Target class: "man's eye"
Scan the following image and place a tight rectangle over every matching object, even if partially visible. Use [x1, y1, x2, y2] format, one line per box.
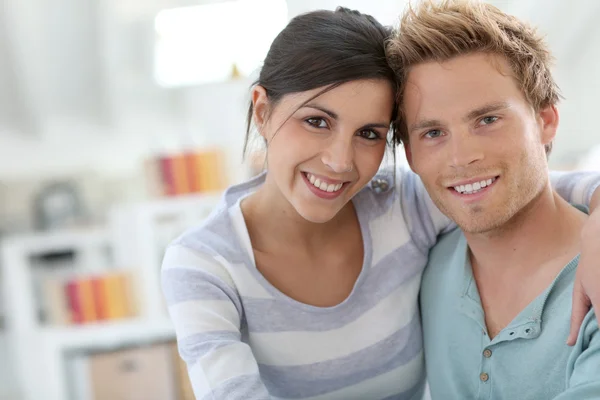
[424, 129, 443, 139]
[480, 116, 499, 125]
[306, 118, 328, 128]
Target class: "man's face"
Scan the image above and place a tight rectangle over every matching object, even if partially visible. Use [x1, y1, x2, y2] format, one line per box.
[402, 53, 558, 234]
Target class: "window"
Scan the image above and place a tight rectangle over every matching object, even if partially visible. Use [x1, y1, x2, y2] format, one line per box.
[154, 0, 288, 87]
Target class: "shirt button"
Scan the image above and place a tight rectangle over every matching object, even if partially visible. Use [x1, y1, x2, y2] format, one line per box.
[483, 349, 492, 358]
[480, 373, 489, 382]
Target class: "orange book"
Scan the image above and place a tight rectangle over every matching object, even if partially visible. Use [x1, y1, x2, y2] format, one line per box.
[91, 276, 108, 321]
[185, 151, 202, 193]
[171, 153, 191, 195]
[78, 278, 97, 323]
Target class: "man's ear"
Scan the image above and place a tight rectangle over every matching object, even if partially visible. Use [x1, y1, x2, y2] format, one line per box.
[538, 104, 559, 147]
[403, 141, 415, 171]
[251, 86, 270, 139]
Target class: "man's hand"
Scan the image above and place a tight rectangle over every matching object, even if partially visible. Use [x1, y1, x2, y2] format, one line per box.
[568, 188, 600, 345]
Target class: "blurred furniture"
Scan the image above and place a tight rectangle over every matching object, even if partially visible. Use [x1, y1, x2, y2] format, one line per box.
[66, 340, 194, 400]
[33, 181, 86, 230]
[0, 192, 220, 400]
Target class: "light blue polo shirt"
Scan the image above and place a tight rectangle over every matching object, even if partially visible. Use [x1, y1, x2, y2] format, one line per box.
[420, 228, 600, 400]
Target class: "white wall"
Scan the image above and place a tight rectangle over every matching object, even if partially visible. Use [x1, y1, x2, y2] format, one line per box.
[0, 0, 598, 183]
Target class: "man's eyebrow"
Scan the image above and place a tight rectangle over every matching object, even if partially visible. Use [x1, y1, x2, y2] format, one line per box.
[408, 101, 511, 133]
[409, 118, 443, 133]
[463, 101, 511, 122]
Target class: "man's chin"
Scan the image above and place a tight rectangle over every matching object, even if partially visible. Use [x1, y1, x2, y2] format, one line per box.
[455, 216, 506, 235]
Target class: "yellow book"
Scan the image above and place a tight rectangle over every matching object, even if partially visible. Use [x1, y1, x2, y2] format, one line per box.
[121, 272, 139, 317]
[102, 273, 127, 320]
[197, 150, 226, 192]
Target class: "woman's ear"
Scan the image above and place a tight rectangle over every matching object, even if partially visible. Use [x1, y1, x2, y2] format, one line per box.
[251, 86, 270, 139]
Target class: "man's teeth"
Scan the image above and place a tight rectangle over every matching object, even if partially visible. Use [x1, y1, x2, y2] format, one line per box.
[454, 178, 496, 194]
[307, 173, 344, 192]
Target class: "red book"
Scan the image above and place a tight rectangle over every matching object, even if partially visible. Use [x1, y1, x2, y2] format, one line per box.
[65, 280, 83, 324]
[159, 155, 177, 196]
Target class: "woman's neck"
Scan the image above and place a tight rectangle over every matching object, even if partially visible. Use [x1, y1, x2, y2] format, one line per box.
[240, 180, 356, 255]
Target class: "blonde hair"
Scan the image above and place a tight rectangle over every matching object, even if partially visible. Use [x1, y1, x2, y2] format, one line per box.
[387, 0, 560, 153]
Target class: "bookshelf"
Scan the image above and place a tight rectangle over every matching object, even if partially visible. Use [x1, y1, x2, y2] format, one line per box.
[0, 191, 221, 400]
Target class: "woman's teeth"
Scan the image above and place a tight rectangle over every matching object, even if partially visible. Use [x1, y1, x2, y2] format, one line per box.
[454, 177, 496, 195]
[306, 173, 344, 193]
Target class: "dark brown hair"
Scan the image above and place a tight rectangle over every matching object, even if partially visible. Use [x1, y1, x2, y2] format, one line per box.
[244, 7, 398, 155]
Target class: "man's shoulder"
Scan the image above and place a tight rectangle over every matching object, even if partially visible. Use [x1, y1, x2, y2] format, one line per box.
[421, 228, 466, 293]
[428, 228, 466, 264]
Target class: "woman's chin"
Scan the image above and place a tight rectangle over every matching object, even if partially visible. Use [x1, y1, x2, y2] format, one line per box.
[295, 204, 343, 224]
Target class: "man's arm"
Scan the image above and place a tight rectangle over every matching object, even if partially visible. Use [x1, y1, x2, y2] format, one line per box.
[552, 311, 600, 399]
[591, 188, 600, 211]
[568, 186, 600, 345]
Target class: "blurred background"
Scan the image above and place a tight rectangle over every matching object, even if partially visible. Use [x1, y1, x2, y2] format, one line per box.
[0, 0, 598, 399]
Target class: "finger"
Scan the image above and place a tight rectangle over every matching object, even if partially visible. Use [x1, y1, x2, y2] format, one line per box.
[568, 281, 590, 346]
[587, 286, 600, 331]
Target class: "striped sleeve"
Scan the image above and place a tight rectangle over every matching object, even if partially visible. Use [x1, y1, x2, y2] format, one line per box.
[161, 244, 271, 400]
[397, 166, 455, 253]
[549, 170, 600, 206]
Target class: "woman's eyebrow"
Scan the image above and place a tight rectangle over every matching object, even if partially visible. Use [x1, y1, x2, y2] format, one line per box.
[302, 103, 338, 119]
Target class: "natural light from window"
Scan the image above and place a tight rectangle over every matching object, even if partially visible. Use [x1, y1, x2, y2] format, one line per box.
[154, 0, 288, 87]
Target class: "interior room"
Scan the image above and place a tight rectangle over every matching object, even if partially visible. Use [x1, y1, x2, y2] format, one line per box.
[1, 0, 599, 399]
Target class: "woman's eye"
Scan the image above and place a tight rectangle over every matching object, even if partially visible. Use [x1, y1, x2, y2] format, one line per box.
[480, 116, 499, 125]
[424, 129, 443, 139]
[306, 118, 328, 128]
[359, 130, 380, 140]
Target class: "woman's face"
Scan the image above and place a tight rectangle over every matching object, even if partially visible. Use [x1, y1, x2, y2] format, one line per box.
[253, 79, 394, 223]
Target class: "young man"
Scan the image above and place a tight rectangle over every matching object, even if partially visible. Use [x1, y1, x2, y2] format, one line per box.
[387, 1, 600, 398]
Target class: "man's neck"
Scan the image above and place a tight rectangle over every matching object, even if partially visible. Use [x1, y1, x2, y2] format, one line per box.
[465, 182, 587, 338]
[465, 183, 586, 274]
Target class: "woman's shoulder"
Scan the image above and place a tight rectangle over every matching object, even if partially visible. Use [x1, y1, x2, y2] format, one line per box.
[168, 174, 264, 263]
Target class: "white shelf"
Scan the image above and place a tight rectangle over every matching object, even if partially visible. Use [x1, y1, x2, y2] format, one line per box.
[128, 192, 222, 215]
[2, 227, 108, 254]
[41, 317, 175, 351]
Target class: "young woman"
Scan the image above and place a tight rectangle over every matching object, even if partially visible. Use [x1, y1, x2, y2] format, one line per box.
[161, 8, 600, 400]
